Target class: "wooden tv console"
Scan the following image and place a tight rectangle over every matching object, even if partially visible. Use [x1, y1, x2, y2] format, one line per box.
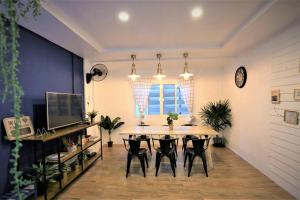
[23, 122, 103, 200]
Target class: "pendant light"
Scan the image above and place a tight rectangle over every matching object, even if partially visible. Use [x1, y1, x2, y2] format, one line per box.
[180, 52, 193, 80]
[128, 54, 140, 81]
[153, 53, 166, 80]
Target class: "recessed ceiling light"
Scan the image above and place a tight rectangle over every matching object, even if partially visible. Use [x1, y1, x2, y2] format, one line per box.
[191, 7, 203, 19]
[118, 11, 129, 22]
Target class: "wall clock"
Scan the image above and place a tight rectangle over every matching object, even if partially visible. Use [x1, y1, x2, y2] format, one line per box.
[235, 66, 247, 88]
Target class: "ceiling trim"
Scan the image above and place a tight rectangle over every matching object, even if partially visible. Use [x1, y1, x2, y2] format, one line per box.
[101, 44, 222, 54]
[40, 0, 279, 55]
[94, 55, 235, 63]
[220, 0, 278, 47]
[41, 1, 103, 54]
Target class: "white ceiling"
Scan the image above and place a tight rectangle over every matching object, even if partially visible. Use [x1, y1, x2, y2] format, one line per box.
[19, 0, 300, 67]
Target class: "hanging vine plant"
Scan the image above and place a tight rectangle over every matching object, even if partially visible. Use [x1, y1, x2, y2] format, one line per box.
[0, 0, 41, 199]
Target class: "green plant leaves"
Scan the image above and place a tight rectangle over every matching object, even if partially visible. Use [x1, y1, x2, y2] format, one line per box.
[100, 115, 125, 134]
[199, 99, 232, 132]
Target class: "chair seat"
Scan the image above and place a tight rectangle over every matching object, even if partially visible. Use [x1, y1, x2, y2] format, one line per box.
[129, 148, 147, 155]
[137, 135, 150, 140]
[156, 147, 176, 154]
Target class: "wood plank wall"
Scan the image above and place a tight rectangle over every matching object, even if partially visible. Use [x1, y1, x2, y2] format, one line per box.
[270, 26, 300, 197]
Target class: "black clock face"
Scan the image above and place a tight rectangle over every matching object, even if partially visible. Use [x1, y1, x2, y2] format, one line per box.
[235, 66, 247, 88]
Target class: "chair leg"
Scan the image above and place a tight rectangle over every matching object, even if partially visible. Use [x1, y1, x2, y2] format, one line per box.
[144, 153, 149, 168]
[146, 139, 152, 155]
[184, 152, 188, 168]
[155, 155, 162, 176]
[126, 154, 132, 178]
[174, 144, 178, 157]
[201, 152, 208, 177]
[172, 153, 177, 168]
[188, 155, 195, 177]
[138, 155, 146, 178]
[169, 155, 176, 177]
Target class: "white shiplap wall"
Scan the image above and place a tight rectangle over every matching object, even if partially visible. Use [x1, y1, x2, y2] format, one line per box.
[270, 26, 300, 198]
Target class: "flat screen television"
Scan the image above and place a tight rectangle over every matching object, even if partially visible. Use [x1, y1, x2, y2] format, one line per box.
[46, 92, 83, 130]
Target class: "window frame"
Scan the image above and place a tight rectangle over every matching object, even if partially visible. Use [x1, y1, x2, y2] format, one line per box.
[135, 80, 190, 117]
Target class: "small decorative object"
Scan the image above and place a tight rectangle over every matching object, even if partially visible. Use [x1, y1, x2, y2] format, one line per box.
[235, 66, 247, 88]
[139, 113, 145, 125]
[284, 110, 299, 125]
[200, 100, 232, 147]
[271, 89, 280, 104]
[62, 138, 77, 152]
[87, 110, 98, 124]
[167, 112, 178, 131]
[294, 89, 300, 101]
[3, 116, 35, 141]
[100, 115, 125, 147]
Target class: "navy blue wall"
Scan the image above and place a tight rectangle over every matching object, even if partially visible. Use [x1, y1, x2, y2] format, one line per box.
[0, 26, 84, 195]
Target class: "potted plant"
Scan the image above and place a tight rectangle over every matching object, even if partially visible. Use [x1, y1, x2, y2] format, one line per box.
[26, 163, 61, 195]
[199, 99, 232, 147]
[87, 110, 98, 124]
[167, 112, 178, 131]
[100, 115, 124, 147]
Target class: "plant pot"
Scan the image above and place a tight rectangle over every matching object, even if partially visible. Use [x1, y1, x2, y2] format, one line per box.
[36, 181, 48, 195]
[213, 136, 225, 148]
[90, 117, 95, 124]
[168, 123, 173, 131]
[107, 141, 113, 147]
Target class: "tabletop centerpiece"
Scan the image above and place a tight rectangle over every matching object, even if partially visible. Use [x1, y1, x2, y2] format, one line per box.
[167, 112, 178, 131]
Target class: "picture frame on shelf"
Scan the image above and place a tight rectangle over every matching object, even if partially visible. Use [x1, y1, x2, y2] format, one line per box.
[3, 116, 35, 141]
[284, 110, 299, 125]
[294, 89, 300, 101]
[271, 89, 280, 104]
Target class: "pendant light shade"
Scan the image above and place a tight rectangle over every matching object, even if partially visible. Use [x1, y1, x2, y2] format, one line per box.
[180, 52, 193, 80]
[128, 54, 140, 81]
[153, 53, 166, 80]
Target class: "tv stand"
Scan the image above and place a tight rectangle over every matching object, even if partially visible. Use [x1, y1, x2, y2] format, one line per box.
[23, 122, 103, 200]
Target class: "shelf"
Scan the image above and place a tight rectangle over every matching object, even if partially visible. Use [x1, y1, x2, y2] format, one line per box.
[23, 122, 100, 142]
[61, 165, 82, 188]
[60, 138, 101, 163]
[40, 181, 60, 200]
[83, 152, 101, 170]
[31, 122, 102, 200]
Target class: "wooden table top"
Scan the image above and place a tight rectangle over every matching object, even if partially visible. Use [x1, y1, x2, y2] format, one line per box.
[119, 125, 218, 136]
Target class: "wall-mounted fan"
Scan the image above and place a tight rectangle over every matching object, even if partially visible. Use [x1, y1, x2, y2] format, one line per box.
[86, 64, 108, 84]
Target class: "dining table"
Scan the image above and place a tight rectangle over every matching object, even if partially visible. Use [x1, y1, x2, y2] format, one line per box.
[119, 125, 219, 170]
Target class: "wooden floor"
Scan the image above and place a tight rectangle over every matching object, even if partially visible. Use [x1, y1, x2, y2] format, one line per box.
[59, 145, 295, 200]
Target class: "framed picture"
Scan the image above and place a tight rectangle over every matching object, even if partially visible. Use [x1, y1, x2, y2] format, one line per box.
[271, 89, 280, 104]
[284, 110, 299, 125]
[3, 116, 35, 141]
[294, 89, 300, 101]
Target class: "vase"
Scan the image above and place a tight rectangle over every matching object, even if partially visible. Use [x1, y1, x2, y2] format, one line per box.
[90, 117, 94, 124]
[169, 123, 173, 131]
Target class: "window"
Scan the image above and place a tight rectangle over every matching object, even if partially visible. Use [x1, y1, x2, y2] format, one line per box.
[136, 84, 189, 115]
[148, 84, 160, 115]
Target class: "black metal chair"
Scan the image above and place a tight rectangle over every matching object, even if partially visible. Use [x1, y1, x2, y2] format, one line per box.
[129, 124, 152, 155]
[184, 137, 210, 177]
[152, 138, 177, 177]
[181, 124, 198, 154]
[161, 135, 179, 157]
[123, 138, 149, 178]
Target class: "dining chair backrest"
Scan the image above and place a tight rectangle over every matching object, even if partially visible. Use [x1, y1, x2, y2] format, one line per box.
[191, 139, 207, 154]
[159, 138, 176, 154]
[123, 138, 141, 155]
